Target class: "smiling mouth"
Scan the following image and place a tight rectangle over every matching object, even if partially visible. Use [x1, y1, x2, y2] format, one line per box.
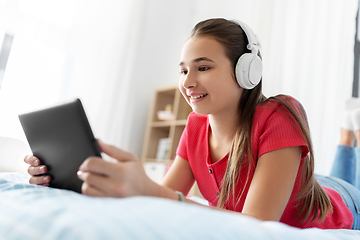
[189, 94, 208, 100]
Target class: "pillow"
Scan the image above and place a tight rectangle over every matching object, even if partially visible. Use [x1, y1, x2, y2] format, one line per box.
[0, 136, 30, 174]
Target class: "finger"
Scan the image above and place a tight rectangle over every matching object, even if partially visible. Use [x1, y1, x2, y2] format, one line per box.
[98, 140, 136, 162]
[24, 155, 41, 166]
[29, 175, 51, 185]
[78, 171, 123, 197]
[28, 165, 48, 176]
[81, 182, 106, 197]
[78, 171, 109, 197]
[79, 157, 118, 176]
[77, 170, 103, 185]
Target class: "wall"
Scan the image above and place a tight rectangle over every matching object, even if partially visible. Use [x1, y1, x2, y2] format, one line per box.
[0, 0, 358, 175]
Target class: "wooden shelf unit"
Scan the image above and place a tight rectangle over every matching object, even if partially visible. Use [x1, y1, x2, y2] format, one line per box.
[141, 86, 192, 163]
[141, 86, 204, 198]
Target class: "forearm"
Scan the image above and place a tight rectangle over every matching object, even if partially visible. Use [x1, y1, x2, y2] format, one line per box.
[154, 182, 200, 205]
[154, 183, 232, 212]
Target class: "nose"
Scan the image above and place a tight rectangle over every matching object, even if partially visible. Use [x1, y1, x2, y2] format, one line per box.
[182, 70, 197, 89]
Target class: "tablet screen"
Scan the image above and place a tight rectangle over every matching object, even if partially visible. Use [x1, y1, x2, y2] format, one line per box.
[19, 99, 101, 193]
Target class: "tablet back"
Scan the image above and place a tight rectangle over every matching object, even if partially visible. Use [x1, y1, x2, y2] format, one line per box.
[19, 99, 101, 193]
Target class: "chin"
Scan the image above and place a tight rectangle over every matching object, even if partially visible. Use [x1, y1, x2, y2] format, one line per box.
[192, 108, 210, 116]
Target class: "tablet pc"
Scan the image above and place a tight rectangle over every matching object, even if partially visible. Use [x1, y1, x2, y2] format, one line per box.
[19, 98, 102, 193]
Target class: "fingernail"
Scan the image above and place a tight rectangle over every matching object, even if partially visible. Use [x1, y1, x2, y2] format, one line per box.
[40, 166, 46, 172]
[34, 160, 40, 166]
[77, 171, 82, 176]
[43, 176, 50, 182]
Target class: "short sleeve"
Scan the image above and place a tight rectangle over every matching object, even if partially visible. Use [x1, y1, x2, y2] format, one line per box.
[176, 123, 188, 161]
[257, 104, 309, 159]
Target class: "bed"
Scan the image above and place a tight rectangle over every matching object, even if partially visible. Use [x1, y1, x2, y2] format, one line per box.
[0, 173, 359, 240]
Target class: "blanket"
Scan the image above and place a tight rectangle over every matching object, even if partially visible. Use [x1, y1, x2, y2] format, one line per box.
[0, 172, 359, 240]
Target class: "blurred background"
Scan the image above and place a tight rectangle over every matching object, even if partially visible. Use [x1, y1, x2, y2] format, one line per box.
[0, 0, 358, 175]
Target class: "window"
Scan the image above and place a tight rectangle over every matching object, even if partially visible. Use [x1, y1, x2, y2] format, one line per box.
[353, 2, 360, 97]
[0, 32, 14, 90]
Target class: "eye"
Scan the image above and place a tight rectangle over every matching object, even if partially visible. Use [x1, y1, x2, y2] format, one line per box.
[180, 69, 188, 75]
[199, 66, 210, 71]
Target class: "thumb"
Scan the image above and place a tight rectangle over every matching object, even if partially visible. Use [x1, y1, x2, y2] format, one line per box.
[98, 139, 137, 162]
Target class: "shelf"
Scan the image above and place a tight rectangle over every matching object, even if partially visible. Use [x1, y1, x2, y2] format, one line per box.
[174, 119, 188, 125]
[151, 121, 172, 127]
[169, 125, 186, 160]
[142, 86, 192, 162]
[151, 119, 188, 127]
[142, 86, 191, 163]
[145, 127, 170, 160]
[141, 85, 203, 199]
[151, 88, 176, 122]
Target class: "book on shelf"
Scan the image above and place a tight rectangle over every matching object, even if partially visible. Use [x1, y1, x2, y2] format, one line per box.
[155, 138, 170, 160]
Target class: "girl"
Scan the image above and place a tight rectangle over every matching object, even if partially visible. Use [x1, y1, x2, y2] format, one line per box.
[25, 18, 359, 229]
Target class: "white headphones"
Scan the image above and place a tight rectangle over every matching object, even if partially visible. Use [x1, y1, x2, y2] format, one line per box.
[231, 20, 262, 89]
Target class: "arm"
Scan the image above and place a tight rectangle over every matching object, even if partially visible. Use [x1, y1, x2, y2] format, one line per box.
[241, 146, 302, 221]
[161, 155, 195, 196]
[77, 141, 199, 204]
[78, 141, 302, 220]
[27, 139, 302, 221]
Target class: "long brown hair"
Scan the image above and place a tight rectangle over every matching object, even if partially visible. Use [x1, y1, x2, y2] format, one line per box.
[190, 18, 332, 222]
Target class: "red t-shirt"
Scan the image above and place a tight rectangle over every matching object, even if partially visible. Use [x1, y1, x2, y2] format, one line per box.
[176, 96, 353, 229]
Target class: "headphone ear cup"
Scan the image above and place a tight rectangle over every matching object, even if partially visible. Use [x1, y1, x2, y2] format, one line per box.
[235, 53, 262, 89]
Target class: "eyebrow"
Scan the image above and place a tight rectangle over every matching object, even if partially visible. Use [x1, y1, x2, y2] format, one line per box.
[179, 57, 214, 66]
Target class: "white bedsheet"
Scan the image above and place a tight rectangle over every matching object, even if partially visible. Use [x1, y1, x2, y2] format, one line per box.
[0, 172, 359, 240]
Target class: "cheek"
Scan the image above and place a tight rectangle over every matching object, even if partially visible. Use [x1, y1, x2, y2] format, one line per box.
[178, 83, 190, 104]
[217, 73, 242, 102]
[230, 87, 243, 107]
[178, 80, 185, 95]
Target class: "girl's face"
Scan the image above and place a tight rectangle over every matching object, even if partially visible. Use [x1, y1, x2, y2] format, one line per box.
[179, 36, 243, 116]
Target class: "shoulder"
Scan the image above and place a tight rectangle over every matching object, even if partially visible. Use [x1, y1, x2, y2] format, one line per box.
[180, 112, 209, 152]
[186, 112, 208, 126]
[256, 95, 300, 111]
[252, 95, 309, 158]
[183, 112, 209, 140]
[253, 95, 306, 141]
[254, 95, 302, 122]
[188, 111, 207, 119]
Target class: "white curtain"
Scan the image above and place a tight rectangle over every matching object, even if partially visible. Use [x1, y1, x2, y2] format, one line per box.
[0, 0, 148, 171]
[0, 0, 358, 175]
[0, 0, 146, 147]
